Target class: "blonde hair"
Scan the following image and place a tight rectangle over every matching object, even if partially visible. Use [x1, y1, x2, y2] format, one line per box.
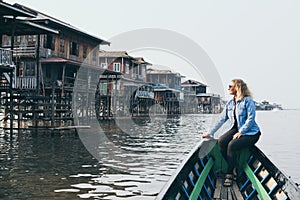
[232, 79, 252, 100]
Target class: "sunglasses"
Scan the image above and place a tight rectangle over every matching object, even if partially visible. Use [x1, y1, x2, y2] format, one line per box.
[228, 85, 233, 89]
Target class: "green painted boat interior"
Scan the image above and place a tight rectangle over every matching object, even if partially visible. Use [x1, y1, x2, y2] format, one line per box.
[160, 141, 299, 200]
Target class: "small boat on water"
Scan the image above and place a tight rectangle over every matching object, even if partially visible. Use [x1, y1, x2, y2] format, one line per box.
[156, 139, 300, 200]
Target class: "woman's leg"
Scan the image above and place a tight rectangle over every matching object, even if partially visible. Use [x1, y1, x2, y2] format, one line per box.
[218, 128, 238, 161]
[226, 132, 261, 174]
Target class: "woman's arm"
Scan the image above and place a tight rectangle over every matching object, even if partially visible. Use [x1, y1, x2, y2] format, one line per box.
[208, 106, 229, 136]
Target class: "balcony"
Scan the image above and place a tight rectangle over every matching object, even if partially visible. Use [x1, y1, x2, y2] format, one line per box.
[0, 48, 13, 66]
[2, 45, 37, 58]
[13, 45, 36, 57]
[15, 77, 37, 89]
[40, 48, 53, 58]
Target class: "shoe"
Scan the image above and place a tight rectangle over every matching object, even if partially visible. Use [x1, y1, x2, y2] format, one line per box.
[223, 174, 233, 187]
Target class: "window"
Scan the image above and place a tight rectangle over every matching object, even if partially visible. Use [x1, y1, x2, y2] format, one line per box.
[3, 35, 11, 46]
[139, 65, 142, 75]
[114, 80, 120, 90]
[125, 63, 129, 74]
[83, 45, 87, 58]
[92, 50, 97, 63]
[18, 62, 25, 77]
[101, 63, 108, 69]
[141, 65, 145, 77]
[27, 35, 36, 44]
[44, 34, 55, 50]
[59, 38, 65, 53]
[16, 36, 21, 43]
[99, 81, 107, 95]
[24, 61, 36, 76]
[113, 63, 120, 72]
[70, 41, 79, 56]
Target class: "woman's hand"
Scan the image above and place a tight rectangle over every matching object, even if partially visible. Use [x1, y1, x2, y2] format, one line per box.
[233, 132, 242, 139]
[201, 133, 211, 139]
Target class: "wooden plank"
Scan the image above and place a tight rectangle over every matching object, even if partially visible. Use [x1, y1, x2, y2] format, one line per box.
[213, 178, 222, 199]
[50, 125, 91, 130]
[227, 187, 233, 200]
[274, 189, 288, 200]
[220, 182, 227, 199]
[189, 157, 214, 200]
[265, 177, 277, 192]
[232, 181, 244, 200]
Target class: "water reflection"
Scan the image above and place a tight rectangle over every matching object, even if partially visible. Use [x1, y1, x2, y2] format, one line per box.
[1, 110, 300, 199]
[0, 132, 99, 199]
[0, 114, 210, 199]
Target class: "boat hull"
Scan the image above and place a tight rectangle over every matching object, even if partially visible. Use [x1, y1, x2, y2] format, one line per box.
[157, 139, 300, 200]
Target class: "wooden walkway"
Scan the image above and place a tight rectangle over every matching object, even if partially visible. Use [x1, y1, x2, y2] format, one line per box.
[213, 179, 244, 200]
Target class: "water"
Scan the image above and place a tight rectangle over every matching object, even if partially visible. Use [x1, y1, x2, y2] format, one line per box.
[0, 110, 299, 199]
[256, 109, 300, 184]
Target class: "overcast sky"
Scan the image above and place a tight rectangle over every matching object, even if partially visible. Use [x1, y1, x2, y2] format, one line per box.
[6, 0, 300, 109]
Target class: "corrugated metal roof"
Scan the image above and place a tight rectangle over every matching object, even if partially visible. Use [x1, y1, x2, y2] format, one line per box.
[0, 17, 59, 35]
[0, 1, 36, 18]
[0, 2, 58, 36]
[99, 51, 152, 66]
[12, 3, 110, 45]
[133, 57, 152, 65]
[40, 57, 85, 66]
[181, 79, 207, 87]
[146, 68, 180, 75]
[99, 51, 133, 58]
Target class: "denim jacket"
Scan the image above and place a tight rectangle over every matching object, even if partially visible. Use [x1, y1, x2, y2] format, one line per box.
[209, 96, 260, 136]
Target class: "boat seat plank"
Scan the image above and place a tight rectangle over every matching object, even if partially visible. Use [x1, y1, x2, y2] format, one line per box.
[265, 177, 277, 193]
[213, 178, 222, 199]
[213, 179, 244, 200]
[274, 189, 288, 200]
[220, 181, 228, 199]
[227, 187, 233, 200]
[232, 181, 244, 200]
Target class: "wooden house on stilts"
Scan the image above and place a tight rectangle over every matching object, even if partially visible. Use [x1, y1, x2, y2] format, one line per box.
[98, 51, 153, 118]
[1, 1, 59, 131]
[1, 2, 115, 131]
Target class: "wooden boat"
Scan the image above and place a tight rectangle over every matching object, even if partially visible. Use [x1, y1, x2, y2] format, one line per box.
[156, 139, 300, 200]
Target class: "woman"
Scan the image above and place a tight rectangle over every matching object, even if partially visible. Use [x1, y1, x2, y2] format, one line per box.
[202, 78, 261, 187]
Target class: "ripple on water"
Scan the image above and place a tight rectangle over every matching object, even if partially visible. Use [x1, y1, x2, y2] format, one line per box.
[54, 189, 81, 193]
[3, 112, 299, 199]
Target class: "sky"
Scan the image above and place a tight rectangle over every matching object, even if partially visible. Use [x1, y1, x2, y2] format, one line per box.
[5, 0, 300, 109]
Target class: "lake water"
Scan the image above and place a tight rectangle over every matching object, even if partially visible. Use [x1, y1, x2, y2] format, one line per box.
[0, 110, 299, 199]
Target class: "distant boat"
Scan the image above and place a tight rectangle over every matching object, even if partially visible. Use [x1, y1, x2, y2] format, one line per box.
[272, 107, 281, 112]
[156, 139, 300, 200]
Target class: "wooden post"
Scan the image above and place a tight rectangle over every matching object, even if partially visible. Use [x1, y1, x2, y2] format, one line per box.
[0, 33, 3, 47]
[9, 17, 16, 135]
[36, 34, 41, 94]
[17, 96, 20, 130]
[51, 68, 55, 128]
[9, 70, 13, 135]
[61, 64, 65, 97]
[10, 18, 15, 52]
[60, 64, 66, 126]
[107, 79, 111, 119]
[86, 69, 90, 122]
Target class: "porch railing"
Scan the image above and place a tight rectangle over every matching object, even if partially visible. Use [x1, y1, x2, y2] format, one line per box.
[13, 46, 36, 57]
[0, 48, 13, 66]
[15, 77, 37, 89]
